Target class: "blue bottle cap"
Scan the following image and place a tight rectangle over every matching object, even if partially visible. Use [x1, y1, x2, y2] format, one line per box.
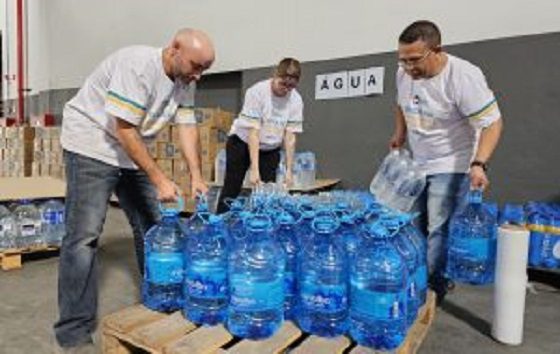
[159, 197, 184, 217]
[469, 189, 483, 204]
[365, 222, 391, 239]
[311, 213, 340, 234]
[246, 214, 272, 231]
[208, 214, 223, 225]
[277, 212, 295, 225]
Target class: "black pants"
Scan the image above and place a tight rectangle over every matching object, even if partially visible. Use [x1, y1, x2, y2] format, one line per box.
[216, 135, 280, 214]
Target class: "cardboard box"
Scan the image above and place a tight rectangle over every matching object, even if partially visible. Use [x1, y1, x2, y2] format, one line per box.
[31, 162, 41, 176]
[176, 176, 192, 198]
[4, 126, 34, 140]
[35, 126, 61, 139]
[156, 126, 172, 142]
[194, 108, 215, 125]
[51, 164, 64, 179]
[201, 162, 213, 182]
[170, 125, 180, 142]
[214, 111, 235, 130]
[156, 158, 173, 177]
[33, 139, 43, 151]
[156, 142, 181, 159]
[0, 176, 66, 201]
[172, 158, 189, 178]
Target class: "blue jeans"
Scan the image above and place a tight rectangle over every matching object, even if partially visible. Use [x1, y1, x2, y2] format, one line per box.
[410, 173, 470, 290]
[54, 150, 159, 347]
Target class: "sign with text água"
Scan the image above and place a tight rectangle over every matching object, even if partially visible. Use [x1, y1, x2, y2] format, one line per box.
[315, 66, 384, 100]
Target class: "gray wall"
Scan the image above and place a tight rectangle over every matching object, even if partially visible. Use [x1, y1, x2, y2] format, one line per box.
[242, 32, 560, 204]
[195, 71, 242, 113]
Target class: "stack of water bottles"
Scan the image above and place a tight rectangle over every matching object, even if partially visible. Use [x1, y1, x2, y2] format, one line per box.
[525, 202, 560, 269]
[0, 199, 65, 251]
[370, 149, 426, 212]
[142, 187, 428, 350]
[214, 149, 317, 189]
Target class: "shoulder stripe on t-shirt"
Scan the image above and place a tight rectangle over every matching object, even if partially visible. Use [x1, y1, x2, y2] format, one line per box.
[468, 98, 498, 120]
[240, 113, 260, 120]
[107, 91, 146, 116]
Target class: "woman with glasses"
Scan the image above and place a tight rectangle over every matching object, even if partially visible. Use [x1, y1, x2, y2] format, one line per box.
[390, 20, 503, 304]
[216, 58, 304, 213]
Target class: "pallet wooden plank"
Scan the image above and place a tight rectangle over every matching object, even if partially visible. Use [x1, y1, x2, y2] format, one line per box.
[228, 321, 302, 354]
[102, 333, 134, 354]
[126, 311, 197, 352]
[292, 335, 351, 354]
[397, 291, 436, 354]
[0, 253, 22, 270]
[0, 246, 59, 271]
[100, 290, 436, 354]
[164, 325, 233, 354]
[103, 305, 166, 334]
[0, 176, 66, 201]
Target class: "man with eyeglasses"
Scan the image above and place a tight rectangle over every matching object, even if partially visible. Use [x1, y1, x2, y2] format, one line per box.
[54, 28, 213, 352]
[390, 21, 503, 303]
[216, 58, 304, 213]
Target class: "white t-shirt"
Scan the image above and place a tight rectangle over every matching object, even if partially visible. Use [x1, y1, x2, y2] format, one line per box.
[61, 46, 196, 168]
[396, 54, 501, 175]
[229, 79, 304, 150]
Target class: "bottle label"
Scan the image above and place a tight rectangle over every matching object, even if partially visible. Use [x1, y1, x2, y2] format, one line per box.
[552, 237, 560, 259]
[542, 235, 560, 260]
[21, 224, 37, 237]
[230, 276, 283, 311]
[452, 237, 494, 260]
[300, 281, 347, 313]
[185, 261, 228, 298]
[351, 288, 406, 320]
[415, 265, 428, 290]
[147, 252, 184, 285]
[0, 223, 11, 235]
[43, 211, 64, 225]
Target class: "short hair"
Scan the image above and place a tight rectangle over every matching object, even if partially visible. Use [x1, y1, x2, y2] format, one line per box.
[399, 20, 441, 48]
[274, 58, 301, 80]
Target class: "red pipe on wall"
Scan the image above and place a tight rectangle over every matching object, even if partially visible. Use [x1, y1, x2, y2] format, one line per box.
[16, 0, 25, 126]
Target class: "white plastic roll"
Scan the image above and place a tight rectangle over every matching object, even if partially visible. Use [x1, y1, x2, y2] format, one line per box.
[492, 225, 530, 345]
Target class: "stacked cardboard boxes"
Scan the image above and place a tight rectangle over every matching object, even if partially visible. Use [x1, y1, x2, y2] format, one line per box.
[151, 108, 234, 199]
[195, 108, 233, 182]
[31, 127, 65, 180]
[0, 127, 35, 177]
[150, 125, 190, 198]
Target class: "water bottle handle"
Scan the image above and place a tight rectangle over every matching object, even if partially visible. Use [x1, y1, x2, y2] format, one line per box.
[468, 188, 483, 203]
[223, 197, 240, 208]
[159, 196, 184, 215]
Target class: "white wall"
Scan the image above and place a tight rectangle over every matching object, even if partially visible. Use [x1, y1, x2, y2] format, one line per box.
[26, 0, 49, 97]
[2, 0, 560, 97]
[1, 0, 17, 105]
[1, 0, 47, 104]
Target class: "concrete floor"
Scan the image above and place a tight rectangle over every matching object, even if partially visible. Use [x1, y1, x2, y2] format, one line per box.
[0, 206, 558, 354]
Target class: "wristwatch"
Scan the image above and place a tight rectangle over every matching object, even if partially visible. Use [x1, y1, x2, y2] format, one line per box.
[470, 160, 488, 172]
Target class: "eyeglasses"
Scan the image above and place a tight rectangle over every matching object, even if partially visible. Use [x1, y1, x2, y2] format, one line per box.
[279, 75, 299, 90]
[398, 50, 432, 68]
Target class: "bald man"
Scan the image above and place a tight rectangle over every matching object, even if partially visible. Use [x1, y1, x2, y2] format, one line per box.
[54, 28, 214, 351]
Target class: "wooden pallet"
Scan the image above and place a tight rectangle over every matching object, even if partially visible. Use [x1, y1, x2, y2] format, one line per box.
[102, 291, 436, 354]
[0, 246, 60, 271]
